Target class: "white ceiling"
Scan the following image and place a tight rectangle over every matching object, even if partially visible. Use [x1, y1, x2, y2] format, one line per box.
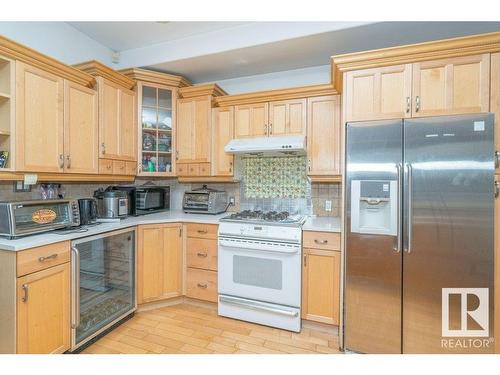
[67, 21, 500, 83]
[68, 21, 253, 51]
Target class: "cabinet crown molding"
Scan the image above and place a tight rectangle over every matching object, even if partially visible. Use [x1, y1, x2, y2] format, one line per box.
[178, 83, 227, 99]
[214, 84, 338, 107]
[331, 31, 500, 92]
[119, 67, 191, 88]
[73, 60, 135, 90]
[0, 34, 95, 88]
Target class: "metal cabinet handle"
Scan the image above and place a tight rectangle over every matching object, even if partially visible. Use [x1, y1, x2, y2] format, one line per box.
[175, 150, 179, 161]
[394, 163, 402, 253]
[21, 284, 28, 303]
[59, 154, 64, 168]
[406, 97, 410, 113]
[269, 123, 273, 135]
[66, 155, 71, 169]
[71, 246, 80, 329]
[495, 151, 500, 169]
[101, 142, 106, 155]
[415, 96, 420, 112]
[197, 283, 208, 289]
[308, 159, 311, 172]
[303, 254, 307, 267]
[406, 163, 413, 254]
[197, 230, 208, 234]
[197, 252, 208, 258]
[38, 253, 58, 262]
[314, 239, 328, 245]
[264, 124, 268, 135]
[495, 181, 500, 198]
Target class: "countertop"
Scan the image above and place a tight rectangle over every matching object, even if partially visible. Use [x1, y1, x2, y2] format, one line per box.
[0, 211, 342, 251]
[0, 211, 227, 251]
[302, 216, 341, 233]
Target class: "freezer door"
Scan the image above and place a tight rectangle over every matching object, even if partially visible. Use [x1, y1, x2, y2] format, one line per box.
[403, 114, 494, 353]
[344, 119, 403, 353]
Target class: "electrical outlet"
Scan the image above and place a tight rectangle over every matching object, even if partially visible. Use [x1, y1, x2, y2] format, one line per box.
[229, 196, 235, 205]
[325, 200, 332, 212]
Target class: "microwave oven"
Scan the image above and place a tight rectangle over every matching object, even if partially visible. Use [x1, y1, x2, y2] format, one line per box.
[109, 185, 170, 216]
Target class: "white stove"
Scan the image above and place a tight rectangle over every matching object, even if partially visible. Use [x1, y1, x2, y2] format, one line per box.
[218, 210, 304, 332]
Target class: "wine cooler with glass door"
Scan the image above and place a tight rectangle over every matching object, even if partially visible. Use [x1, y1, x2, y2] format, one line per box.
[70, 228, 136, 351]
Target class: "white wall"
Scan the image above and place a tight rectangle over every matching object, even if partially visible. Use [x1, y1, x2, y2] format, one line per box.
[210, 65, 331, 94]
[0, 22, 113, 65]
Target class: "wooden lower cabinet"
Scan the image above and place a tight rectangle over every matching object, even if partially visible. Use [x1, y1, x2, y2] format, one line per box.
[186, 268, 218, 303]
[137, 223, 183, 304]
[17, 262, 70, 354]
[302, 241, 341, 325]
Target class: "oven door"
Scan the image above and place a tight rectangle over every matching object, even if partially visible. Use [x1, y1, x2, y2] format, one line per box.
[218, 236, 301, 307]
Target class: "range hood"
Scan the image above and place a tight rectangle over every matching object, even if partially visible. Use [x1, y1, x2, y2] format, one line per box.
[224, 135, 306, 156]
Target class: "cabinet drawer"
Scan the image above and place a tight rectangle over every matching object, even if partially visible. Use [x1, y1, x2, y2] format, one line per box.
[187, 237, 217, 271]
[99, 158, 113, 174]
[125, 161, 136, 176]
[303, 231, 340, 251]
[177, 163, 189, 176]
[113, 160, 126, 175]
[17, 241, 70, 277]
[188, 163, 200, 176]
[186, 223, 218, 240]
[199, 163, 211, 176]
[186, 268, 217, 302]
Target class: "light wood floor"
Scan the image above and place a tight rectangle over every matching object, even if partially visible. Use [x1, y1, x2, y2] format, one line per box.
[81, 301, 341, 354]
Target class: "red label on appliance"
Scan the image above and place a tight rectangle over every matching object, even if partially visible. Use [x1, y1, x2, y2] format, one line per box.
[32, 209, 57, 224]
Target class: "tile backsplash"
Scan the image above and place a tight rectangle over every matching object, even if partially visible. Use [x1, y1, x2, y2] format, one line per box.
[0, 179, 341, 217]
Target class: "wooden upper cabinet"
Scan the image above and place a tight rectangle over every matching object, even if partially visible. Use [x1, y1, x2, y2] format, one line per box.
[15, 62, 64, 172]
[119, 89, 137, 161]
[491, 53, 500, 164]
[269, 99, 306, 136]
[212, 106, 234, 176]
[17, 263, 70, 354]
[137, 223, 182, 304]
[344, 64, 412, 122]
[63, 81, 98, 174]
[176, 96, 211, 164]
[307, 95, 341, 176]
[412, 54, 490, 117]
[99, 79, 120, 158]
[234, 103, 269, 138]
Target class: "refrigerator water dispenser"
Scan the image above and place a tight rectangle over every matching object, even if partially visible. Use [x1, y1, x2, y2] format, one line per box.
[350, 180, 397, 236]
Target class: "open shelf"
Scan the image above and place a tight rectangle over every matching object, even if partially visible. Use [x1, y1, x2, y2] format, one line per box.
[0, 57, 13, 170]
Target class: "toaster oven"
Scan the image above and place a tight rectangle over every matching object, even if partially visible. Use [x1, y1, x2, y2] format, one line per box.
[0, 199, 80, 239]
[183, 185, 227, 214]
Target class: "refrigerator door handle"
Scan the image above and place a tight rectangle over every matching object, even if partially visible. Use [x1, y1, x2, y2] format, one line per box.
[405, 163, 413, 253]
[394, 163, 402, 253]
[71, 245, 80, 329]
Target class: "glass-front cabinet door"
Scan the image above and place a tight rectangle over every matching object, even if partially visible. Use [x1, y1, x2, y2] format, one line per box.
[138, 83, 176, 176]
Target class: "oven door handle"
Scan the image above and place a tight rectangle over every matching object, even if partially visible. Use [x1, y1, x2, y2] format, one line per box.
[71, 245, 80, 329]
[218, 238, 299, 254]
[219, 296, 299, 317]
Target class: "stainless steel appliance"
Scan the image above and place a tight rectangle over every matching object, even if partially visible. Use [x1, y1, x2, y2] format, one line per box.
[183, 185, 227, 214]
[344, 114, 495, 354]
[218, 210, 305, 332]
[70, 228, 136, 351]
[93, 189, 129, 219]
[0, 199, 80, 238]
[78, 198, 98, 226]
[108, 185, 170, 216]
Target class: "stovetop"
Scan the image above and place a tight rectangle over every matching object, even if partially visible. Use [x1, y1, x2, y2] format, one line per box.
[220, 210, 305, 226]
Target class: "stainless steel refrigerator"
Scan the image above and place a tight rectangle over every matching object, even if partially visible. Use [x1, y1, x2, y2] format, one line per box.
[344, 114, 495, 354]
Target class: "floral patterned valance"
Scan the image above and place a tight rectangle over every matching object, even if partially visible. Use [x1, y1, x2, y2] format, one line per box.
[243, 156, 308, 199]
